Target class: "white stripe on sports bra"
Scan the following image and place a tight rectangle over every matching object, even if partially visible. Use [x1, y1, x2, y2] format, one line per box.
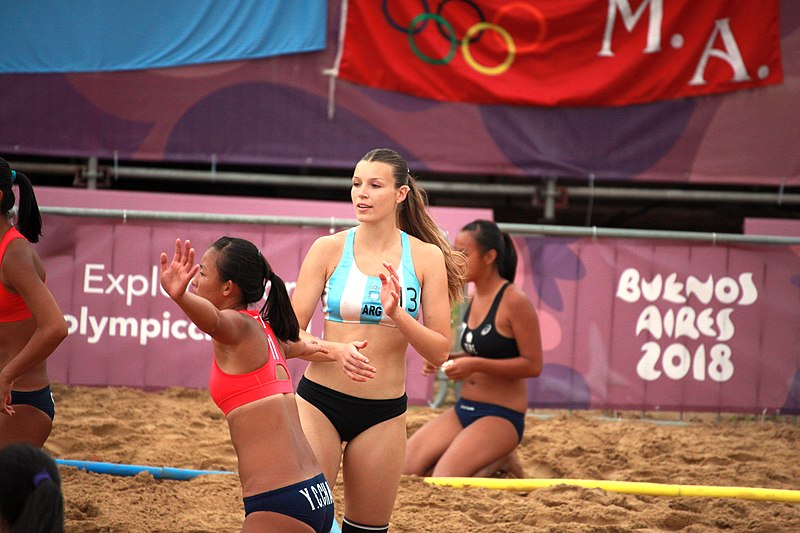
[322, 228, 421, 327]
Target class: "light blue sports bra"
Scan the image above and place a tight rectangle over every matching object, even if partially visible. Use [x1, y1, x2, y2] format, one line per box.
[322, 228, 421, 327]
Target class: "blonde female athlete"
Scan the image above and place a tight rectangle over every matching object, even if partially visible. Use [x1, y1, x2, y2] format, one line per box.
[403, 219, 543, 478]
[291, 148, 467, 533]
[0, 158, 68, 448]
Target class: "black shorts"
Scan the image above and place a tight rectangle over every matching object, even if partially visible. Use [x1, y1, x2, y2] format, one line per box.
[297, 376, 407, 442]
[11, 385, 55, 421]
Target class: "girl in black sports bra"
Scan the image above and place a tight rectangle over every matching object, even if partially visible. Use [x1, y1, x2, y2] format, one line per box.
[404, 219, 543, 478]
[460, 282, 520, 360]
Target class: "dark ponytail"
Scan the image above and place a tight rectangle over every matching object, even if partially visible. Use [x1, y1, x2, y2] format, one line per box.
[462, 219, 518, 283]
[0, 443, 64, 533]
[260, 267, 300, 342]
[210, 236, 300, 342]
[1, 158, 43, 243]
[499, 231, 518, 283]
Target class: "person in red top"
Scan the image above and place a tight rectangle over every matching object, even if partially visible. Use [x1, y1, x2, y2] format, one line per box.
[0, 157, 68, 448]
[160, 236, 335, 533]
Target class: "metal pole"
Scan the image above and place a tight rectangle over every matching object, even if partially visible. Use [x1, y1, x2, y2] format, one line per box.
[12, 160, 800, 205]
[543, 177, 557, 221]
[38, 206, 800, 245]
[40, 206, 359, 230]
[85, 157, 99, 190]
[567, 186, 800, 205]
[496, 222, 800, 245]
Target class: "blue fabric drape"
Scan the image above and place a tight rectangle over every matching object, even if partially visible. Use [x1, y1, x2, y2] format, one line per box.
[0, 0, 327, 73]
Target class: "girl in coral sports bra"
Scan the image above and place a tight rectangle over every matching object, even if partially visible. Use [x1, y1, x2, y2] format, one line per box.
[0, 157, 68, 448]
[160, 236, 335, 533]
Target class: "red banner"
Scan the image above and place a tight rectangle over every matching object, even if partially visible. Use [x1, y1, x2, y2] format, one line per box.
[337, 0, 783, 107]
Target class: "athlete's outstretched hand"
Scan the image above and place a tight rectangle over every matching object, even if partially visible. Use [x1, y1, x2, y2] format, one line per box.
[160, 239, 199, 302]
[283, 338, 330, 359]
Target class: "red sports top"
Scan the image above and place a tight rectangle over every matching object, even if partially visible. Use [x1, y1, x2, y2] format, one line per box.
[209, 310, 294, 415]
[0, 227, 33, 322]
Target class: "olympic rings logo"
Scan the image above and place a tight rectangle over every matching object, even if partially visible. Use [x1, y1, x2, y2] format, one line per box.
[382, 0, 547, 76]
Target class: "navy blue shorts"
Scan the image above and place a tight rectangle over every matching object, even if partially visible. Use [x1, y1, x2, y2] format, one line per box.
[455, 398, 525, 443]
[297, 376, 407, 442]
[11, 385, 55, 421]
[244, 473, 334, 533]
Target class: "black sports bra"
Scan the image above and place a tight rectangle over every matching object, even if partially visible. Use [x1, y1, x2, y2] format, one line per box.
[460, 283, 520, 360]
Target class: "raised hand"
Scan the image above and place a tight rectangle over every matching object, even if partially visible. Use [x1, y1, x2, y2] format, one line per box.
[159, 239, 199, 301]
[286, 338, 330, 359]
[379, 261, 401, 319]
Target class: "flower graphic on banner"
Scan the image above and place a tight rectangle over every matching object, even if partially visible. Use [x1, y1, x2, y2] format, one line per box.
[523, 237, 585, 312]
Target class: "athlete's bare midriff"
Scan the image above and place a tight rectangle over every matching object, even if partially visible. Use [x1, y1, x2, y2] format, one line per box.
[0, 318, 49, 390]
[304, 320, 410, 399]
[460, 371, 529, 413]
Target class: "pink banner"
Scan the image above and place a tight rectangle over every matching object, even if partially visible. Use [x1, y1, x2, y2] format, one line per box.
[33, 188, 800, 412]
[517, 236, 800, 414]
[35, 187, 490, 405]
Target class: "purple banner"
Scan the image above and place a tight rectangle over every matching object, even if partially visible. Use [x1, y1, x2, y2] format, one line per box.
[517, 236, 800, 414]
[33, 188, 800, 412]
[0, 1, 797, 186]
[35, 187, 490, 404]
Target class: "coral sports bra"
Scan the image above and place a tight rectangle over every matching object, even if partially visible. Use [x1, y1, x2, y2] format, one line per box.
[208, 310, 295, 415]
[0, 227, 33, 322]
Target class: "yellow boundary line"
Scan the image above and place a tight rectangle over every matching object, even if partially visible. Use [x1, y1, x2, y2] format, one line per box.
[423, 477, 800, 503]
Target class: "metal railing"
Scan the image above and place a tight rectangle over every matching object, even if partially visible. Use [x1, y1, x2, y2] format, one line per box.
[39, 206, 800, 245]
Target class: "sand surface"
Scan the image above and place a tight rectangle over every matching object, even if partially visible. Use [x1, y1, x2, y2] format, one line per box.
[47, 384, 800, 532]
